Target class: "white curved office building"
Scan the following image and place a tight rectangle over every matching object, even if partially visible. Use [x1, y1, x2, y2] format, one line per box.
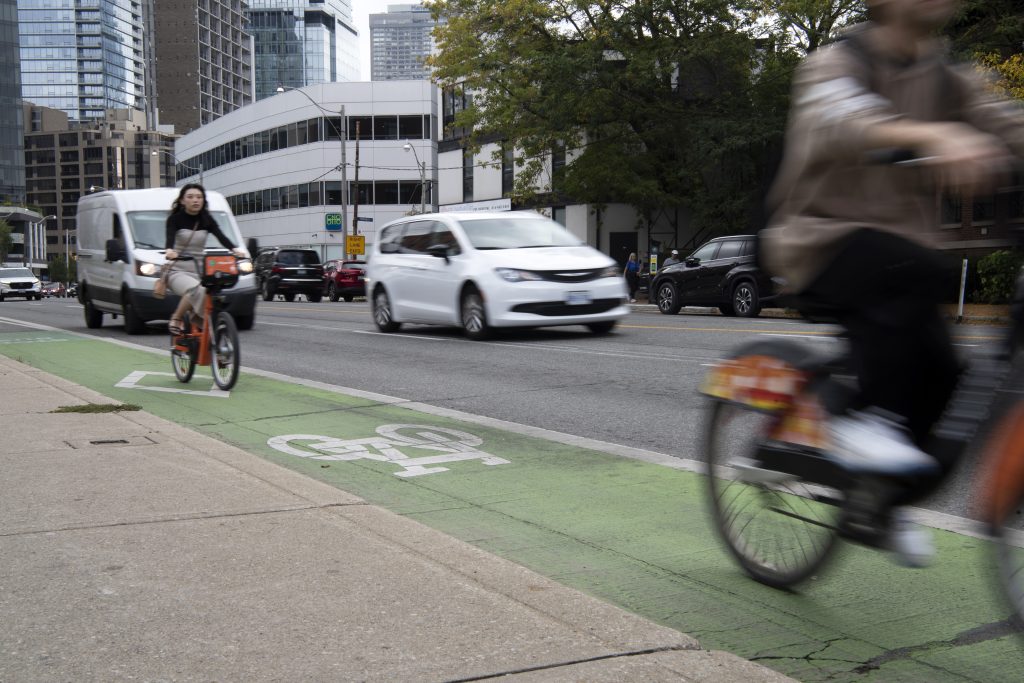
[173, 81, 438, 261]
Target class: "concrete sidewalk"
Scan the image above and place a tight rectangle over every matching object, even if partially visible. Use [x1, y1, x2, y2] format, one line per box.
[0, 357, 792, 682]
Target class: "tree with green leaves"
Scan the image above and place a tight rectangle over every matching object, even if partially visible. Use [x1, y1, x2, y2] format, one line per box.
[427, 0, 812, 235]
[750, 0, 865, 53]
[0, 219, 12, 265]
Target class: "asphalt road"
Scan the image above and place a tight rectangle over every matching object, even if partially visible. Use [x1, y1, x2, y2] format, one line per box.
[0, 295, 1011, 520]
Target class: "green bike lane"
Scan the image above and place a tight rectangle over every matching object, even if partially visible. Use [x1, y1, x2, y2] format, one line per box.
[3, 328, 1021, 682]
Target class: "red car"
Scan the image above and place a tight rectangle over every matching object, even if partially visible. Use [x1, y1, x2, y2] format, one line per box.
[322, 259, 367, 302]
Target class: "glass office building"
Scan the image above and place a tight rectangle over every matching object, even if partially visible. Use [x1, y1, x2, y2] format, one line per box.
[248, 0, 360, 101]
[17, 0, 146, 122]
[0, 0, 25, 204]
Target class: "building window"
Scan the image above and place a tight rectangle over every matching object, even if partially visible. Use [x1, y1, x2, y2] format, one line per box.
[463, 147, 473, 203]
[502, 145, 514, 197]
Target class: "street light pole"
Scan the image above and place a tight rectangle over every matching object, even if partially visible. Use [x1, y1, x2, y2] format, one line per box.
[402, 142, 427, 214]
[277, 86, 348, 260]
[151, 150, 203, 185]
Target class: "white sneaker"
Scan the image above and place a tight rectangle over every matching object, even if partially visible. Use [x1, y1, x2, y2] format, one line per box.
[887, 508, 934, 568]
[827, 411, 939, 476]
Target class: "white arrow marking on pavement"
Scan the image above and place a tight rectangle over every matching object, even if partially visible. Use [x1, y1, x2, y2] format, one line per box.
[115, 370, 231, 397]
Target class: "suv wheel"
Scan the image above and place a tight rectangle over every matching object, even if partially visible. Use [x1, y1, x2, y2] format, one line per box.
[732, 281, 761, 318]
[261, 279, 275, 302]
[655, 281, 682, 315]
[327, 282, 339, 302]
[372, 287, 401, 332]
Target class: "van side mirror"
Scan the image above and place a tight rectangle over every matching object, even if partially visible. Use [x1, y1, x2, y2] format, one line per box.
[105, 238, 127, 263]
[427, 243, 450, 262]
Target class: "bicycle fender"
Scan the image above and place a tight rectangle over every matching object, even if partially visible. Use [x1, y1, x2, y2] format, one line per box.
[975, 403, 1024, 527]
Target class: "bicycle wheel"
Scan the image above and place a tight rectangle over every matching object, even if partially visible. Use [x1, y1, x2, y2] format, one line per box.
[980, 404, 1024, 626]
[705, 397, 843, 588]
[210, 311, 240, 390]
[170, 328, 196, 383]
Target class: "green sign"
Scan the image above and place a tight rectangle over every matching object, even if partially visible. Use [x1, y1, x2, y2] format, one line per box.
[325, 213, 343, 231]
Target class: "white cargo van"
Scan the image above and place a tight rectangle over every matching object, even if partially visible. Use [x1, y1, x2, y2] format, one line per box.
[76, 188, 258, 334]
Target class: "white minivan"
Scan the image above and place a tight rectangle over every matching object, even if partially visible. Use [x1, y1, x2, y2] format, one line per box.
[76, 188, 257, 334]
[366, 211, 629, 339]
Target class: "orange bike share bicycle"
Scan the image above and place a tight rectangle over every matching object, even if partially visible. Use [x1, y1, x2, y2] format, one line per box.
[699, 275, 1024, 621]
[161, 252, 253, 391]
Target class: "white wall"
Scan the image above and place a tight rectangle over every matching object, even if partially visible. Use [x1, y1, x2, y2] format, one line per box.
[174, 81, 439, 260]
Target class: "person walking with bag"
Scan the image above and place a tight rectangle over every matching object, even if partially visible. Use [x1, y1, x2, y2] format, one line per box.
[623, 252, 640, 303]
[163, 184, 246, 334]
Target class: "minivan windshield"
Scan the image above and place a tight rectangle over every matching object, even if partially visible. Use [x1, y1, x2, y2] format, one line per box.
[0, 268, 34, 278]
[126, 211, 238, 250]
[460, 217, 582, 250]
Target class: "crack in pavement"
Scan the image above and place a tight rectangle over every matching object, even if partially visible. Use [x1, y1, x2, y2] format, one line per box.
[440, 645, 695, 682]
[849, 619, 1019, 675]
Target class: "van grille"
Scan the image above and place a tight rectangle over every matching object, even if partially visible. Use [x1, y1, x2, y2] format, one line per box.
[536, 269, 605, 283]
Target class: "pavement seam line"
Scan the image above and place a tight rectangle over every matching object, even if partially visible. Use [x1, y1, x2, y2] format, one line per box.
[0, 502, 365, 537]
[439, 645, 696, 683]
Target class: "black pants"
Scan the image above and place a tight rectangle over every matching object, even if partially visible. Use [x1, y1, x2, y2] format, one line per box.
[799, 229, 961, 454]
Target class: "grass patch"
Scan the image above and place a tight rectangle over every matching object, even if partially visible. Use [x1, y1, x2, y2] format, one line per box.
[51, 403, 142, 414]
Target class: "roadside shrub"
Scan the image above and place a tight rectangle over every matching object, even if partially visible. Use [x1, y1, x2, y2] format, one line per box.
[975, 250, 1024, 304]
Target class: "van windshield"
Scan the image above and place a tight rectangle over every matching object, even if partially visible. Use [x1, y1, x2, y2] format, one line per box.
[126, 211, 237, 250]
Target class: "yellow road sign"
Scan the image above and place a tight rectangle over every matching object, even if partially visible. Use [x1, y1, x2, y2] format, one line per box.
[347, 235, 365, 255]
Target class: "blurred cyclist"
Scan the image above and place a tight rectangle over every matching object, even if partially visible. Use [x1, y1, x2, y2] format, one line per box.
[760, 0, 1024, 565]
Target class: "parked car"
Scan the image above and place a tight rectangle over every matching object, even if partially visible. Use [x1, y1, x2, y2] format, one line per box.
[0, 267, 42, 301]
[255, 247, 324, 302]
[42, 282, 66, 298]
[649, 235, 776, 317]
[66, 282, 78, 299]
[322, 259, 366, 302]
[366, 211, 629, 340]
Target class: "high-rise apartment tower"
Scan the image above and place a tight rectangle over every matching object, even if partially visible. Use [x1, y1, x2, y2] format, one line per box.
[369, 4, 436, 81]
[152, 0, 253, 134]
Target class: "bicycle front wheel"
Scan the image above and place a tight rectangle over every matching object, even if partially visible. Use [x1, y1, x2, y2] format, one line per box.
[705, 398, 843, 588]
[171, 332, 196, 383]
[210, 311, 240, 390]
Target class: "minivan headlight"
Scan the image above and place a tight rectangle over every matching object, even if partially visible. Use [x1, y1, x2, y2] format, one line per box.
[600, 265, 620, 278]
[237, 259, 254, 274]
[495, 268, 543, 283]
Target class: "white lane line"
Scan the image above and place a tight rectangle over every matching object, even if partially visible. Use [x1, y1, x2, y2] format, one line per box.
[759, 333, 841, 342]
[0, 315, 996, 540]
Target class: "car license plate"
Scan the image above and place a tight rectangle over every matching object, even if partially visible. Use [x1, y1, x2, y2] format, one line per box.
[566, 290, 591, 305]
[297, 269, 307, 276]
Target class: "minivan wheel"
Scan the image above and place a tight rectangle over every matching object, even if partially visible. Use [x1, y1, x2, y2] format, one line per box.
[655, 281, 682, 315]
[461, 289, 490, 341]
[372, 288, 401, 332]
[732, 281, 761, 318]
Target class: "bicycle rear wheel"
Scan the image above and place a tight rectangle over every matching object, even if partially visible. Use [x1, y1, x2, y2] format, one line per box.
[981, 404, 1024, 626]
[705, 398, 843, 588]
[210, 311, 240, 390]
[171, 328, 196, 383]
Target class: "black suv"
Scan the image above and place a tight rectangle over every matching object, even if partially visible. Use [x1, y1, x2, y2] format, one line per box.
[650, 235, 776, 317]
[255, 248, 324, 302]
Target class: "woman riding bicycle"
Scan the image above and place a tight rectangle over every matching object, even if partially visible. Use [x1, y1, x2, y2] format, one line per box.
[760, 0, 1024, 565]
[164, 184, 248, 335]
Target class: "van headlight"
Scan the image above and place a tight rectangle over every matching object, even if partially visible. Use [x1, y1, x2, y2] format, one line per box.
[600, 265, 620, 278]
[237, 259, 254, 274]
[137, 261, 161, 277]
[496, 268, 543, 283]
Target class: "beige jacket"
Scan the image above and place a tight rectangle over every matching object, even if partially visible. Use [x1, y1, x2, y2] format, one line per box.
[760, 23, 1024, 292]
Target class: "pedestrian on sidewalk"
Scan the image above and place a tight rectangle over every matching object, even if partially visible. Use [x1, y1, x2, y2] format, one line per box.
[623, 252, 639, 303]
[662, 250, 680, 268]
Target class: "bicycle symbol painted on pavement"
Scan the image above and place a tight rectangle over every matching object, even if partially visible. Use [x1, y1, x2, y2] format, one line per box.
[266, 424, 510, 477]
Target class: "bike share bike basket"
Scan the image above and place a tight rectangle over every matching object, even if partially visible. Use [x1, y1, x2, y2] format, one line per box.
[201, 255, 239, 287]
